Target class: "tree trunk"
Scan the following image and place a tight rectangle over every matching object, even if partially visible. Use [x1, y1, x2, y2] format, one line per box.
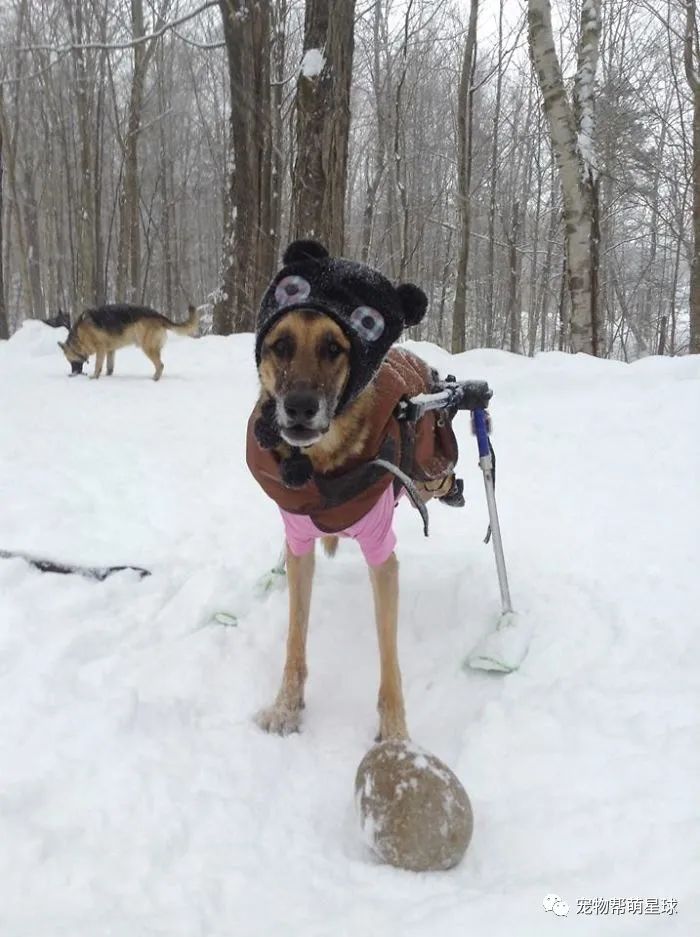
[270, 0, 288, 267]
[361, 0, 388, 265]
[157, 43, 173, 312]
[393, 0, 413, 280]
[685, 0, 700, 353]
[65, 0, 95, 314]
[0, 110, 7, 339]
[93, 42, 107, 306]
[291, 0, 356, 256]
[507, 199, 521, 353]
[118, 0, 145, 301]
[360, 154, 384, 264]
[116, 0, 169, 302]
[485, 0, 503, 347]
[451, 0, 479, 354]
[214, 0, 275, 334]
[538, 162, 558, 353]
[528, 0, 600, 355]
[0, 90, 34, 318]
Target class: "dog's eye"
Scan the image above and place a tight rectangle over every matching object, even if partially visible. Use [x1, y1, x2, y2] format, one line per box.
[275, 275, 311, 307]
[350, 306, 384, 341]
[270, 336, 294, 359]
[322, 338, 344, 360]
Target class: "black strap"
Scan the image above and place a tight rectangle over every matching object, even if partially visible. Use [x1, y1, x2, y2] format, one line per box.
[369, 458, 429, 537]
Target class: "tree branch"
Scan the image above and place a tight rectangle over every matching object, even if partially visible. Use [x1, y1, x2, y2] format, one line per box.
[4, 0, 220, 55]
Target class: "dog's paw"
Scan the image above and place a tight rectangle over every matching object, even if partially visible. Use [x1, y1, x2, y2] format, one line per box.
[255, 702, 303, 736]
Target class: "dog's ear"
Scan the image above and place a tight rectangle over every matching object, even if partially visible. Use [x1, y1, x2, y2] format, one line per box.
[396, 282, 428, 327]
[283, 240, 329, 265]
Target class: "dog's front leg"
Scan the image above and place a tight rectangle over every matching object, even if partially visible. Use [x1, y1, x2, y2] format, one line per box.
[369, 552, 408, 741]
[256, 546, 314, 735]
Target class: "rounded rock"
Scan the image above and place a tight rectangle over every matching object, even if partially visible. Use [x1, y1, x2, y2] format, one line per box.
[355, 740, 473, 871]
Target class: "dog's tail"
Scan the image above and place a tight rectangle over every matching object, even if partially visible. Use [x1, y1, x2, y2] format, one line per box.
[322, 536, 339, 558]
[165, 304, 199, 336]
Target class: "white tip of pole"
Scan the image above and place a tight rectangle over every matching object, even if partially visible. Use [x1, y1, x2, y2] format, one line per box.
[464, 611, 532, 673]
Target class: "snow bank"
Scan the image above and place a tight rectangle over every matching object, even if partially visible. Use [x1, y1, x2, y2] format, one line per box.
[1, 318, 68, 358]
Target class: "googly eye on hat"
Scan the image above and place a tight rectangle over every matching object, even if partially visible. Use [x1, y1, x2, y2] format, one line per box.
[275, 275, 311, 307]
[256, 240, 428, 413]
[350, 306, 385, 342]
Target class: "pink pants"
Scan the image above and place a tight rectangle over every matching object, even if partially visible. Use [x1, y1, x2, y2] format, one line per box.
[280, 484, 399, 567]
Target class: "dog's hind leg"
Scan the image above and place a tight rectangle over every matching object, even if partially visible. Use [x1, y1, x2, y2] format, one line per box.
[91, 351, 105, 379]
[369, 552, 408, 741]
[256, 546, 314, 735]
[106, 351, 115, 376]
[143, 340, 164, 381]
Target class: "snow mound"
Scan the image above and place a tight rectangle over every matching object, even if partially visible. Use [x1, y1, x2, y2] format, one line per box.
[3, 318, 68, 357]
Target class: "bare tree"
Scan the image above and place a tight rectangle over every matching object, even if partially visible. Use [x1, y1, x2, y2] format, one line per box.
[685, 0, 700, 353]
[451, 0, 478, 354]
[528, 0, 601, 355]
[0, 95, 7, 340]
[116, 0, 170, 303]
[213, 0, 275, 334]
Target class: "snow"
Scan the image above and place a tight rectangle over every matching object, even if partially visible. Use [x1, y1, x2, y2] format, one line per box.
[301, 47, 325, 78]
[1, 322, 699, 934]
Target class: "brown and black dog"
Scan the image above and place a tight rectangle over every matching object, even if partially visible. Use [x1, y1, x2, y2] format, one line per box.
[252, 310, 452, 741]
[58, 303, 198, 380]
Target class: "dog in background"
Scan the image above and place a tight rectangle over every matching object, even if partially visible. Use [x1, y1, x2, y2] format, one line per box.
[58, 303, 198, 379]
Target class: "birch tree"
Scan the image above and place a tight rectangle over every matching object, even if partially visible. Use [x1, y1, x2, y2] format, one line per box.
[528, 0, 601, 355]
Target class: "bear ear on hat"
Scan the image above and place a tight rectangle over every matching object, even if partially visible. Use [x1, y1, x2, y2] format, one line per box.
[396, 282, 428, 327]
[282, 240, 330, 265]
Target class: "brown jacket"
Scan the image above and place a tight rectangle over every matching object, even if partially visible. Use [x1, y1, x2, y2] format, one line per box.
[246, 348, 458, 533]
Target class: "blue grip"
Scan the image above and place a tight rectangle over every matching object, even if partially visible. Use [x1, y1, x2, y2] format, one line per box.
[472, 408, 491, 458]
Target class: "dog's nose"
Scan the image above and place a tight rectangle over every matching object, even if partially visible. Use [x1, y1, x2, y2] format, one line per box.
[284, 390, 319, 424]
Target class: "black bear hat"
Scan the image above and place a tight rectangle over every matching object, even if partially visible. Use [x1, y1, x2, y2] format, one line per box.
[256, 239, 428, 412]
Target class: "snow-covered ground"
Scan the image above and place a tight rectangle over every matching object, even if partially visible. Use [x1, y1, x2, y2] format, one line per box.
[1, 322, 698, 936]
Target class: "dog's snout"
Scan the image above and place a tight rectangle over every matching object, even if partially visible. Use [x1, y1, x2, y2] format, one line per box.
[284, 390, 319, 424]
